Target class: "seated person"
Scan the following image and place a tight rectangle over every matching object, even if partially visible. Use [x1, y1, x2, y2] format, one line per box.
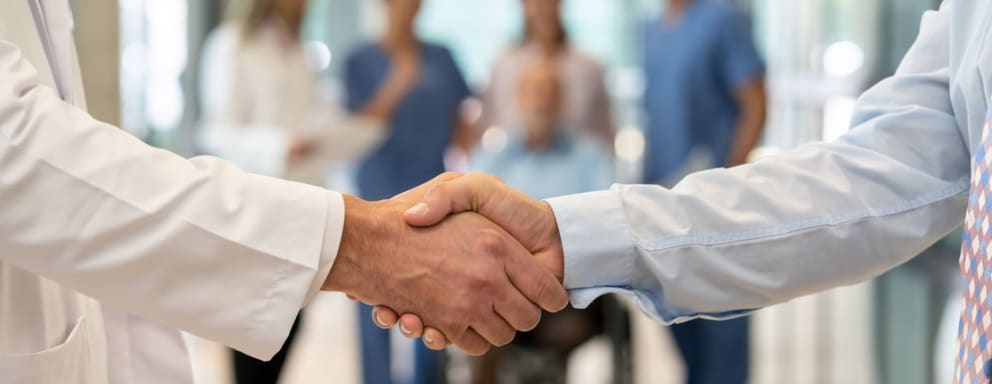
[470, 59, 615, 383]
[472, 59, 613, 198]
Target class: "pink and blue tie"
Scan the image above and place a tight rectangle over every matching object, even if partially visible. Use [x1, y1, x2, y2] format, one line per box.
[956, 107, 992, 384]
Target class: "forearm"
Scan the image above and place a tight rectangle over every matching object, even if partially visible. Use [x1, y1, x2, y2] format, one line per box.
[550, 138, 968, 322]
[727, 79, 767, 166]
[727, 110, 765, 166]
[360, 70, 415, 119]
[452, 116, 478, 152]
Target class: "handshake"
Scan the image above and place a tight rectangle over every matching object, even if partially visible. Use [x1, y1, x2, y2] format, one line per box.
[322, 172, 570, 356]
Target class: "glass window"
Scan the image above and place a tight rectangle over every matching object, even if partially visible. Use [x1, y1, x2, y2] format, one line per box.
[119, 0, 188, 148]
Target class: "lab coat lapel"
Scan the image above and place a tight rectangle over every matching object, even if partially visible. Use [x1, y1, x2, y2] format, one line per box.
[35, 0, 87, 108]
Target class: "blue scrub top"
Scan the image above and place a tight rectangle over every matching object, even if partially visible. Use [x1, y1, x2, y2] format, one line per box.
[642, 0, 764, 183]
[344, 43, 471, 200]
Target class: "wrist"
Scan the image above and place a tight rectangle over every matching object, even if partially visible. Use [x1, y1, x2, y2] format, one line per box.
[540, 202, 566, 283]
[324, 195, 384, 293]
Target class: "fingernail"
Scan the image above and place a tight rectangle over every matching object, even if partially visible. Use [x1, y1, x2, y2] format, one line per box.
[400, 323, 412, 336]
[424, 333, 434, 345]
[405, 203, 428, 216]
[373, 310, 386, 327]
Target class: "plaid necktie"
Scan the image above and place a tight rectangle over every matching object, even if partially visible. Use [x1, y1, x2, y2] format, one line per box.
[956, 109, 992, 383]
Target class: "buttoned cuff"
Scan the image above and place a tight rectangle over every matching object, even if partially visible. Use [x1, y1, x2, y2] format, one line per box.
[545, 188, 638, 292]
[304, 191, 345, 304]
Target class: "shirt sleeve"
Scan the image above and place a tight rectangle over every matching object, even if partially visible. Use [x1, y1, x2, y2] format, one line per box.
[716, 7, 765, 90]
[547, 3, 967, 324]
[0, 38, 343, 361]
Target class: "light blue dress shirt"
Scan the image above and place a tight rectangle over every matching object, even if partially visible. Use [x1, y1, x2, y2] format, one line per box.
[471, 132, 613, 200]
[548, 1, 980, 324]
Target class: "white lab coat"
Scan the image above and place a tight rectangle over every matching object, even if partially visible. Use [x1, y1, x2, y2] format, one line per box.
[0, 1, 345, 383]
[197, 22, 384, 185]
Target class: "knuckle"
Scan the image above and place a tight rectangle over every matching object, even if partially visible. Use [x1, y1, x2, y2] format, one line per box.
[467, 270, 497, 291]
[453, 299, 476, 317]
[474, 233, 505, 256]
[431, 183, 451, 198]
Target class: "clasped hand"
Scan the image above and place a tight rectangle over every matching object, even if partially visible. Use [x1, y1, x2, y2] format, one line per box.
[324, 173, 568, 355]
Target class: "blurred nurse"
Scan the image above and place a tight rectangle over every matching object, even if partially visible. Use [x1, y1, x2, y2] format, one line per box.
[198, 0, 383, 382]
[343, 0, 474, 383]
[641, 0, 767, 383]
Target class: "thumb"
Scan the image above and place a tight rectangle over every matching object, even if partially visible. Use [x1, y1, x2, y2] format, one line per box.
[404, 176, 489, 227]
[403, 200, 450, 228]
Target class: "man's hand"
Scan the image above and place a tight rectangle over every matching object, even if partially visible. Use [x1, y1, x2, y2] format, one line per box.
[323, 174, 568, 355]
[370, 173, 567, 350]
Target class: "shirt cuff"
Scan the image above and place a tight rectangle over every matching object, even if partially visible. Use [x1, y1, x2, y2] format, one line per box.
[545, 187, 638, 291]
[304, 191, 345, 304]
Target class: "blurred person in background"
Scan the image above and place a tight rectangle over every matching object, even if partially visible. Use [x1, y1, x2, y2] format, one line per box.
[641, 0, 767, 383]
[473, 60, 612, 200]
[197, 0, 384, 382]
[343, 0, 474, 382]
[470, 59, 613, 384]
[481, 0, 614, 147]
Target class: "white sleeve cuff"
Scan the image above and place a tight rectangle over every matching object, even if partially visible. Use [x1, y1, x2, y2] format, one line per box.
[304, 192, 345, 304]
[545, 187, 638, 291]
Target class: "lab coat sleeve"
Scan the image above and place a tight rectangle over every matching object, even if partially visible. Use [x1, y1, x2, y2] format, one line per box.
[0, 39, 344, 361]
[547, 3, 969, 323]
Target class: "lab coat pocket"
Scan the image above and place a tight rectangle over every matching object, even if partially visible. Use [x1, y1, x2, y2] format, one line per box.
[0, 316, 96, 384]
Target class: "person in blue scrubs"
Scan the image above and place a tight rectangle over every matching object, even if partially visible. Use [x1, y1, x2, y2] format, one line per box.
[642, 0, 767, 383]
[343, 0, 472, 382]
